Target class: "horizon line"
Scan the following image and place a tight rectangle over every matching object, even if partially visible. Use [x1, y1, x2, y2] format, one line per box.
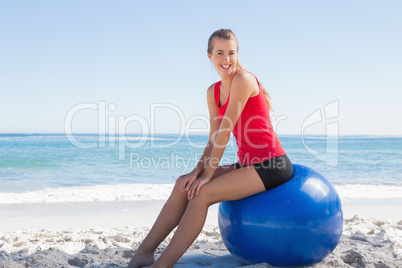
[0, 132, 401, 137]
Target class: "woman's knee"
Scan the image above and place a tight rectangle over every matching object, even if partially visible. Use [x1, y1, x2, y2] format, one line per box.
[174, 177, 181, 188]
[188, 188, 215, 208]
[172, 178, 187, 196]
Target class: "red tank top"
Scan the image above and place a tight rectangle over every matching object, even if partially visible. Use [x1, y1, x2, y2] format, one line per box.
[214, 75, 286, 166]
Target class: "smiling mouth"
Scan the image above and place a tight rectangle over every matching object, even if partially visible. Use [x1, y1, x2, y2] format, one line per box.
[221, 64, 231, 70]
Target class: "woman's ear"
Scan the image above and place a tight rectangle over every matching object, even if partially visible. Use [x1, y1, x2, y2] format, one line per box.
[207, 53, 212, 61]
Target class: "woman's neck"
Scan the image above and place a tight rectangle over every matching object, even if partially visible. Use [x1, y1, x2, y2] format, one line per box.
[220, 80, 231, 92]
[219, 71, 237, 91]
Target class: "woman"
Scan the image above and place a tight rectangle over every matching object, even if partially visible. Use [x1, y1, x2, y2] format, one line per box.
[128, 29, 293, 268]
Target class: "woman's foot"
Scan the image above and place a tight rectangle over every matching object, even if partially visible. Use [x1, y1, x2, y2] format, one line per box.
[128, 249, 155, 268]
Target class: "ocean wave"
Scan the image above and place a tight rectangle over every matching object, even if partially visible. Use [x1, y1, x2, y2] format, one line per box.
[0, 184, 173, 204]
[334, 184, 402, 199]
[0, 183, 402, 205]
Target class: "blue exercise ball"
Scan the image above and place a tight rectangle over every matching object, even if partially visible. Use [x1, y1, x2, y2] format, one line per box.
[218, 164, 343, 266]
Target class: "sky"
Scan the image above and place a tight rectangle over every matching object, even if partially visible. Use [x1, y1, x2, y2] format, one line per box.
[1, 0, 401, 136]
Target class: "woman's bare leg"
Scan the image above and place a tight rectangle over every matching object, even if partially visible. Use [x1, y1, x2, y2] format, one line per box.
[128, 165, 235, 268]
[128, 179, 188, 268]
[148, 166, 265, 268]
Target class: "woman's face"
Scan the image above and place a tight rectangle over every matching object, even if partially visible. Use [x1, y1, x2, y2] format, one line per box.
[208, 38, 238, 77]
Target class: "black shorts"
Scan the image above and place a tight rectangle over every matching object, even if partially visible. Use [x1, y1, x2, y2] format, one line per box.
[233, 154, 293, 191]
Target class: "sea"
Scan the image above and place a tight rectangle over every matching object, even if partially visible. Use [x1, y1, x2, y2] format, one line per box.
[0, 133, 401, 205]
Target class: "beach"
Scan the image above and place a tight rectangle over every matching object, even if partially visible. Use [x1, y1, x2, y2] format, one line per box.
[1, 192, 402, 268]
[2, 0, 402, 266]
[1, 134, 402, 267]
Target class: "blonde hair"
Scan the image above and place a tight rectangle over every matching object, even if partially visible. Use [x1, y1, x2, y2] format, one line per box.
[207, 29, 272, 110]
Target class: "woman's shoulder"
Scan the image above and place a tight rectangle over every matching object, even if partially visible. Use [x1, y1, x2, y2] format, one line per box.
[207, 82, 217, 91]
[233, 70, 257, 85]
[206, 82, 218, 102]
[207, 82, 217, 95]
[232, 70, 259, 96]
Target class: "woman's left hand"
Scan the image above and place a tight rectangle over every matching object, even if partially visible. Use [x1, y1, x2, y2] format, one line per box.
[188, 175, 211, 200]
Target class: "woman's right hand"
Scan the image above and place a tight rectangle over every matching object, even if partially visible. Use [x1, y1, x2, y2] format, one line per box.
[178, 170, 199, 193]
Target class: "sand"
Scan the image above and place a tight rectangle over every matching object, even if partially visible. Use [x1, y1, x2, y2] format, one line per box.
[1, 200, 402, 267]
